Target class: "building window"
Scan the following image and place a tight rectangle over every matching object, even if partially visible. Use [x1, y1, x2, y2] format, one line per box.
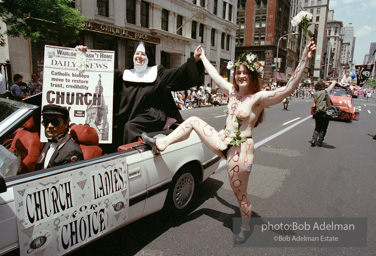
[238, 36, 244, 45]
[255, 17, 260, 28]
[211, 28, 216, 46]
[311, 0, 314, 6]
[239, 0, 246, 10]
[199, 24, 204, 43]
[162, 9, 169, 31]
[213, 0, 218, 15]
[310, 8, 314, 14]
[176, 15, 183, 35]
[256, 1, 261, 9]
[200, 0, 205, 7]
[262, 0, 267, 8]
[228, 4, 232, 21]
[221, 32, 225, 49]
[335, 27, 338, 35]
[226, 34, 230, 50]
[254, 34, 260, 45]
[97, 0, 109, 17]
[260, 34, 265, 45]
[126, 0, 136, 24]
[317, 7, 320, 14]
[304, 0, 308, 7]
[222, 2, 227, 19]
[191, 21, 197, 39]
[161, 51, 170, 69]
[316, 16, 319, 22]
[141, 1, 149, 28]
[193, 0, 197, 4]
[261, 16, 266, 27]
[318, 0, 321, 4]
[239, 18, 245, 29]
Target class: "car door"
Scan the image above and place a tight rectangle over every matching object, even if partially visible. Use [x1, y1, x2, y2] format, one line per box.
[0, 149, 148, 256]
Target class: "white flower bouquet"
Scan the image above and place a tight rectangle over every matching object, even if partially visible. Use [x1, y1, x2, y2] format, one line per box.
[291, 11, 313, 39]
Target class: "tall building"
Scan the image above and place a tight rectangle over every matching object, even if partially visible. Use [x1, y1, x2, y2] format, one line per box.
[366, 42, 376, 64]
[363, 54, 370, 65]
[236, 0, 297, 84]
[340, 42, 351, 68]
[341, 23, 356, 64]
[301, 0, 330, 81]
[1, 0, 238, 89]
[326, 10, 342, 78]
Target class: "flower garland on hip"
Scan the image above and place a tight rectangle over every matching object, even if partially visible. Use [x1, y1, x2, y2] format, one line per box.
[227, 52, 264, 77]
[217, 109, 248, 150]
[291, 11, 313, 39]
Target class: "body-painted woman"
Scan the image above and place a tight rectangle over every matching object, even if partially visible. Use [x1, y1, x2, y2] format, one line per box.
[142, 39, 316, 244]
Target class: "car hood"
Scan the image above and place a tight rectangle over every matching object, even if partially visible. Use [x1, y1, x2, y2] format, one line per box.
[330, 95, 353, 112]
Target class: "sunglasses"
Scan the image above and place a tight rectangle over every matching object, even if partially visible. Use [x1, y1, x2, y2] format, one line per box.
[42, 118, 63, 127]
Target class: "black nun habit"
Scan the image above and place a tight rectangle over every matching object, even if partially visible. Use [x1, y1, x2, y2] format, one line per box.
[116, 42, 204, 145]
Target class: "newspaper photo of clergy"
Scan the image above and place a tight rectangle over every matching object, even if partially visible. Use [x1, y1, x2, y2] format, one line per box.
[85, 74, 109, 141]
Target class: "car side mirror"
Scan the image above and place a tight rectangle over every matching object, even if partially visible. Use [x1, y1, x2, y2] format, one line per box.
[0, 175, 6, 193]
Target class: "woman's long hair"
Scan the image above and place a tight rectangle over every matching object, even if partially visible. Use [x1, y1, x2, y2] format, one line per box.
[233, 65, 264, 127]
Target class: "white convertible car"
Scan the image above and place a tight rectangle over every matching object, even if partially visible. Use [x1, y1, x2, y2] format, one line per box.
[0, 98, 220, 255]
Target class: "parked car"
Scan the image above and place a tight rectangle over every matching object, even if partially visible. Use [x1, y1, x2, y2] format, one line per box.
[0, 98, 220, 255]
[311, 86, 359, 121]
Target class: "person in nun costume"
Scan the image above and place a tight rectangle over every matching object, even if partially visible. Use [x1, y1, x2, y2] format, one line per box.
[116, 42, 204, 145]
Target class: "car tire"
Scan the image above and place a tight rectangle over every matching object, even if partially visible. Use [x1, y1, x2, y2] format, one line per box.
[164, 166, 198, 216]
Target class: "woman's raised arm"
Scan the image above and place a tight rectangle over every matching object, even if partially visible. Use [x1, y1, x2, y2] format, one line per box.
[257, 39, 316, 108]
[197, 46, 232, 96]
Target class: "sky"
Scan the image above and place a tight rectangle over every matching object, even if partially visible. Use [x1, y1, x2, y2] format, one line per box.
[329, 0, 376, 64]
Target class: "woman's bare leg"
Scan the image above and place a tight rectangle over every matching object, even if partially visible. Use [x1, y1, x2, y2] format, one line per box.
[226, 139, 254, 231]
[156, 116, 225, 158]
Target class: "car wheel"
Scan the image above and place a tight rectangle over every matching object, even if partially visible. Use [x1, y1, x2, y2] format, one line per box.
[164, 167, 198, 215]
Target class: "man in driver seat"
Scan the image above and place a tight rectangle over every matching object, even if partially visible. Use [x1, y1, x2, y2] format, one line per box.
[35, 104, 83, 170]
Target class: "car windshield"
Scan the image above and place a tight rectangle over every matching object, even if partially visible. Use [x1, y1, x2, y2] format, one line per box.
[0, 99, 38, 142]
[330, 89, 351, 97]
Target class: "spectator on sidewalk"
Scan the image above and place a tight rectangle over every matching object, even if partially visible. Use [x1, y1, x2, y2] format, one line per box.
[28, 72, 43, 95]
[185, 95, 194, 109]
[10, 74, 27, 101]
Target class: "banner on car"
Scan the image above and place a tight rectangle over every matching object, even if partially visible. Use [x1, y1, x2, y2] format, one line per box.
[42, 45, 115, 143]
[13, 159, 129, 256]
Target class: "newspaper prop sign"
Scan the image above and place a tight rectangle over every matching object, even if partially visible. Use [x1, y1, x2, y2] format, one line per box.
[13, 159, 129, 256]
[42, 45, 114, 143]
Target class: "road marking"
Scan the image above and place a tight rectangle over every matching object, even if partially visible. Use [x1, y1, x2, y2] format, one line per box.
[254, 115, 312, 149]
[282, 117, 301, 126]
[368, 110, 371, 114]
[215, 114, 227, 118]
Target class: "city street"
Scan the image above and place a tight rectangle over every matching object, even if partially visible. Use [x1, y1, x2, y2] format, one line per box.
[13, 97, 373, 256]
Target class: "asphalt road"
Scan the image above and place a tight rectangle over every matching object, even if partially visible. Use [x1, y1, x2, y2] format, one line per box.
[71, 97, 375, 256]
[9, 97, 374, 256]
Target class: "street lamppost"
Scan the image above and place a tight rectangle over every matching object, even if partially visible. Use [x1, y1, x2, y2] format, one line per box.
[276, 32, 299, 72]
[326, 41, 332, 79]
